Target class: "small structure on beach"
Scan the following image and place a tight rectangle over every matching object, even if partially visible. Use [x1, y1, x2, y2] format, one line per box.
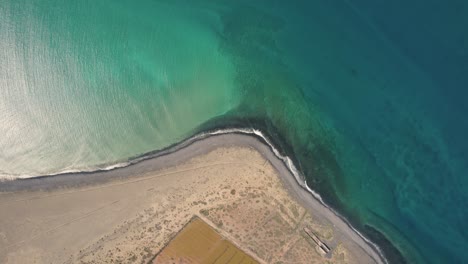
[304, 227, 331, 255]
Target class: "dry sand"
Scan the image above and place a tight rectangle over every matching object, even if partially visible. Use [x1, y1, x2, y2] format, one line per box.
[0, 133, 385, 264]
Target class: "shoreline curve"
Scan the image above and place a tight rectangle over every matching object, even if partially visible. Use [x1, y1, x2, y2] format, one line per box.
[0, 128, 387, 264]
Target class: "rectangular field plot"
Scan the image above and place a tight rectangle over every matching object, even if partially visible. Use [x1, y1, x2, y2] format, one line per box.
[152, 217, 258, 264]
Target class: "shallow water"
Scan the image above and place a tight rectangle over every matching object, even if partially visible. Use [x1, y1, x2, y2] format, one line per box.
[1, 0, 467, 262]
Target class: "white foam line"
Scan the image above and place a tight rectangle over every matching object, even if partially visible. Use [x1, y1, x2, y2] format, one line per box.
[0, 161, 134, 181]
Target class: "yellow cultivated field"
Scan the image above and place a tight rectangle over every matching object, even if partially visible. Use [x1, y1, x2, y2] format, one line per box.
[153, 217, 258, 264]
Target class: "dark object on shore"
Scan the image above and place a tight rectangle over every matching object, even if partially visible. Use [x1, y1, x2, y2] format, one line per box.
[304, 227, 331, 254]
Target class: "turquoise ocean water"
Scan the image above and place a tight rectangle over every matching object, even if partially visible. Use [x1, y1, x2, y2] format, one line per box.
[1, 0, 467, 263]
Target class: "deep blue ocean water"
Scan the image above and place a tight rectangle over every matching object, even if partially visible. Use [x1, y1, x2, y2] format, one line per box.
[1, 0, 467, 262]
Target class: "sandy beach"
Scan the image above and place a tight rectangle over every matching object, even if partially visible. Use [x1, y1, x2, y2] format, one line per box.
[0, 132, 386, 263]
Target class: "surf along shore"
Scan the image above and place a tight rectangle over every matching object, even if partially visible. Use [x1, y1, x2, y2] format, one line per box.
[0, 130, 386, 263]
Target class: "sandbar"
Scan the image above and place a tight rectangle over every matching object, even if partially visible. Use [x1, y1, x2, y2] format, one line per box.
[0, 132, 385, 263]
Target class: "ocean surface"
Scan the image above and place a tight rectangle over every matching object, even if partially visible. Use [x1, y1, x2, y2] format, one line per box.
[1, 0, 467, 263]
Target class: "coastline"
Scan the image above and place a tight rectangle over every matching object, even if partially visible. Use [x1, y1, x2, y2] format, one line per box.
[0, 129, 387, 263]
